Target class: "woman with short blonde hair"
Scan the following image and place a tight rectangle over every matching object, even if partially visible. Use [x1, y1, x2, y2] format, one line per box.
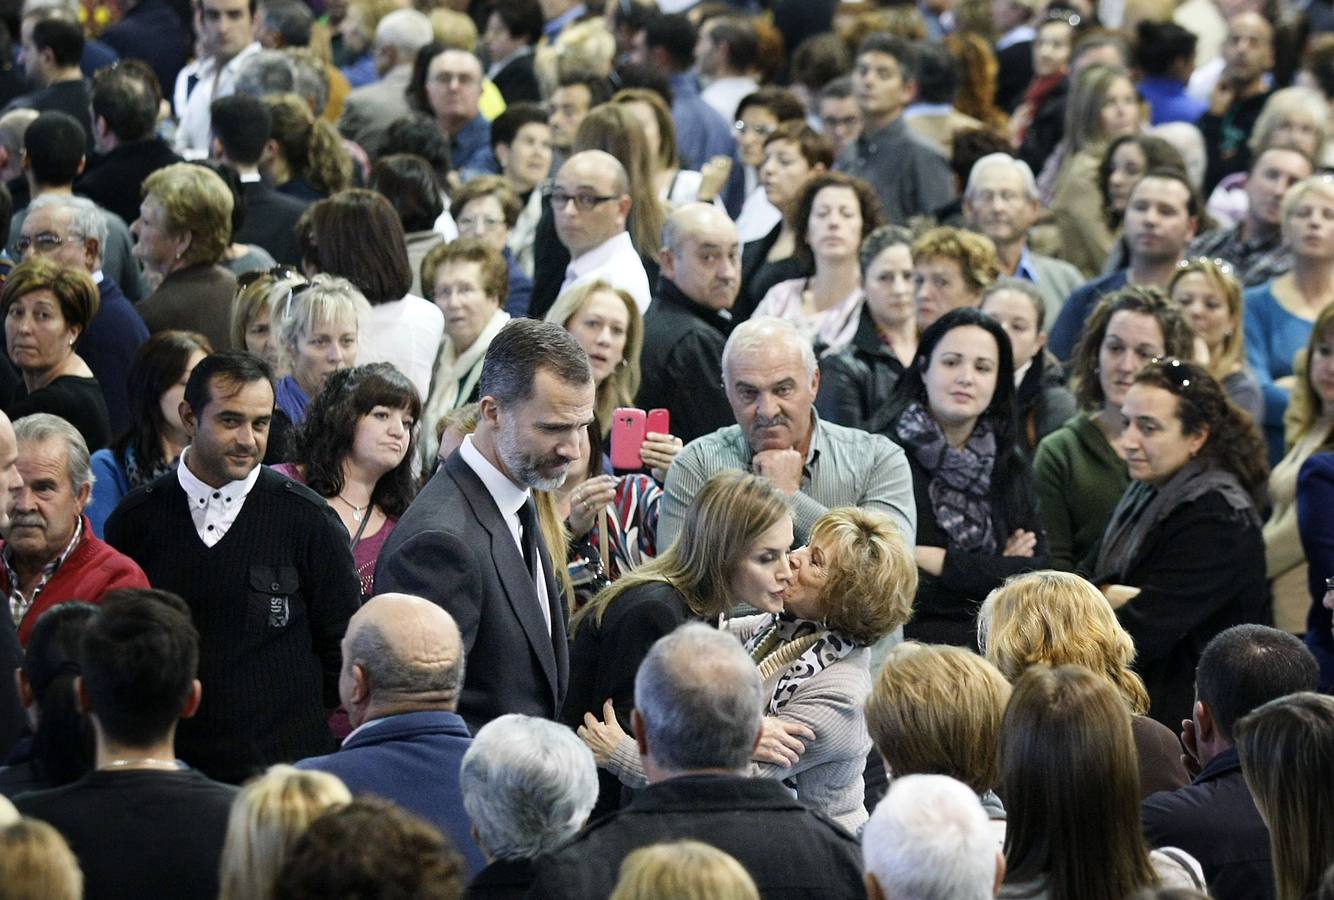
[978, 570, 1190, 796]
[273, 274, 372, 425]
[218, 764, 352, 900]
[609, 841, 759, 900]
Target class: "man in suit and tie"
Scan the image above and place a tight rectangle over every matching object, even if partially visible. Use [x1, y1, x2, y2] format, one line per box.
[375, 318, 594, 732]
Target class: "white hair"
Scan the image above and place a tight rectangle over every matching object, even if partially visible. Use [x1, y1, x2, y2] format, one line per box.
[964, 153, 1038, 201]
[375, 9, 433, 54]
[721, 316, 817, 382]
[863, 775, 997, 900]
[28, 193, 108, 255]
[460, 715, 598, 861]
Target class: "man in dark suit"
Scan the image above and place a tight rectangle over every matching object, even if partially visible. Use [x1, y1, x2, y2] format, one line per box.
[483, 0, 542, 105]
[208, 93, 307, 265]
[296, 592, 486, 878]
[376, 318, 594, 734]
[79, 62, 182, 229]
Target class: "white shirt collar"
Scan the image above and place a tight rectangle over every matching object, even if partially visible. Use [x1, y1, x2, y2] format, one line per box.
[176, 447, 262, 546]
[1013, 360, 1032, 388]
[567, 230, 635, 279]
[177, 446, 261, 502]
[238, 171, 262, 183]
[92, 269, 104, 285]
[458, 434, 529, 518]
[996, 24, 1036, 50]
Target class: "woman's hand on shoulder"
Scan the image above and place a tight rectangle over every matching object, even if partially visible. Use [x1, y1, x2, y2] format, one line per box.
[752, 716, 816, 768]
[1002, 529, 1037, 558]
[1101, 583, 1142, 609]
[577, 699, 627, 767]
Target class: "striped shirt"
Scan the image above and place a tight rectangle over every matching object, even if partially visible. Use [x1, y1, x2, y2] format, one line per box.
[658, 414, 917, 548]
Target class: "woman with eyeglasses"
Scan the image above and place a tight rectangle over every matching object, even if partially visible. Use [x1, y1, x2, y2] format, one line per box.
[1170, 258, 1263, 420]
[732, 88, 808, 243]
[87, 330, 212, 538]
[273, 276, 371, 427]
[419, 239, 509, 462]
[1034, 287, 1195, 571]
[1245, 175, 1334, 464]
[450, 175, 534, 318]
[1091, 358, 1268, 724]
[1296, 306, 1334, 688]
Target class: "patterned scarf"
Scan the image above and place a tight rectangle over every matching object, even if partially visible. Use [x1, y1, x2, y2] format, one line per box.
[743, 614, 859, 714]
[896, 400, 997, 554]
[123, 445, 176, 491]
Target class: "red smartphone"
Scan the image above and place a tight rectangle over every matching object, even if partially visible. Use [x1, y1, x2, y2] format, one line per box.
[646, 408, 670, 437]
[610, 408, 647, 470]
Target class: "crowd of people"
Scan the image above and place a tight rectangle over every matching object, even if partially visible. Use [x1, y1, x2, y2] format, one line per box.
[0, 0, 1333, 897]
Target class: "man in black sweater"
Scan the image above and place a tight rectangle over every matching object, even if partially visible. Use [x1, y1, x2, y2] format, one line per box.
[16, 588, 238, 900]
[105, 352, 360, 784]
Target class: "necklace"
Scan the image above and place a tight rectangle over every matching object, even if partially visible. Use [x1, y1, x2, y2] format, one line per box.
[333, 494, 371, 522]
[103, 757, 181, 770]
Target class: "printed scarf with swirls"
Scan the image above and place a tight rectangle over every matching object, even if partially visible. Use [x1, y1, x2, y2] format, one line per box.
[744, 614, 859, 714]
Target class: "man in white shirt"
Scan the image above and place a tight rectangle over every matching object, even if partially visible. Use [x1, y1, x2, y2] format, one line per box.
[553, 150, 651, 312]
[173, 0, 260, 158]
[695, 15, 759, 125]
[376, 319, 595, 734]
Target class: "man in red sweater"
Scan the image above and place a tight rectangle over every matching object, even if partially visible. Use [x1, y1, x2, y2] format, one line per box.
[3, 413, 147, 645]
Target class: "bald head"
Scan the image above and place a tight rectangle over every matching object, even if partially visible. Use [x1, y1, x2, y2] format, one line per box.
[553, 150, 632, 257]
[341, 593, 465, 723]
[0, 411, 20, 533]
[661, 203, 741, 311]
[560, 149, 629, 195]
[1223, 12, 1274, 86]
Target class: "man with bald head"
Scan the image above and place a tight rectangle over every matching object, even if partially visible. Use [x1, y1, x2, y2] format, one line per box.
[638, 203, 741, 444]
[1199, 11, 1275, 192]
[553, 149, 652, 313]
[658, 315, 915, 549]
[296, 592, 486, 877]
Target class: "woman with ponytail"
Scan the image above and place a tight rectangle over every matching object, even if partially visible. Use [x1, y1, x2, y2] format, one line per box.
[262, 93, 354, 203]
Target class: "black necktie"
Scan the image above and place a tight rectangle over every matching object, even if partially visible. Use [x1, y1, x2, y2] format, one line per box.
[516, 499, 540, 586]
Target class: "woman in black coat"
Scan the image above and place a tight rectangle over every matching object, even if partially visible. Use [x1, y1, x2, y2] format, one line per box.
[1091, 358, 1269, 725]
[881, 307, 1049, 649]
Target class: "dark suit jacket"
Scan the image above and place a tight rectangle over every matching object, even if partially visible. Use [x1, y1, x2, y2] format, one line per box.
[78, 138, 182, 227]
[466, 858, 536, 900]
[236, 178, 308, 266]
[136, 263, 236, 353]
[296, 710, 486, 877]
[99, 0, 190, 102]
[491, 51, 540, 105]
[374, 451, 569, 733]
[83, 275, 148, 437]
[0, 614, 24, 763]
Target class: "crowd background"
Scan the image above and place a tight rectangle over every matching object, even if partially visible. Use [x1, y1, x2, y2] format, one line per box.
[0, 0, 1333, 897]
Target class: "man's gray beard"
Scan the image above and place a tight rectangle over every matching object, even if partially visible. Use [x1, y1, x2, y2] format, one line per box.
[497, 423, 569, 491]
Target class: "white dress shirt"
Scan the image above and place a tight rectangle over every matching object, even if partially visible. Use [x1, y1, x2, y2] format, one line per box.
[559, 231, 652, 313]
[458, 435, 552, 634]
[176, 447, 263, 547]
[173, 42, 261, 158]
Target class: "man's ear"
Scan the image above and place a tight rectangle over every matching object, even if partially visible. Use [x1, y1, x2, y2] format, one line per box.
[632, 708, 649, 756]
[349, 663, 370, 706]
[903, 78, 919, 105]
[657, 246, 676, 281]
[1195, 700, 1216, 743]
[179, 401, 198, 439]
[493, 141, 511, 170]
[74, 478, 92, 514]
[180, 679, 202, 719]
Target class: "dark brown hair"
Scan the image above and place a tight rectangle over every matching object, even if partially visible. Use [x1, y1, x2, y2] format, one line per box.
[791, 171, 885, 266]
[297, 189, 412, 305]
[1070, 285, 1194, 410]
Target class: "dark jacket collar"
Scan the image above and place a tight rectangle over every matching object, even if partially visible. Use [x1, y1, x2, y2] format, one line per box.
[341, 710, 470, 749]
[1193, 745, 1243, 785]
[627, 773, 811, 814]
[653, 278, 733, 336]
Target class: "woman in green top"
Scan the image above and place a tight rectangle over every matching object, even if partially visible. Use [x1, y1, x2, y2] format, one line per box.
[1032, 286, 1193, 571]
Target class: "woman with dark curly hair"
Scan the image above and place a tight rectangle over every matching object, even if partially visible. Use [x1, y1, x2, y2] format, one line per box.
[753, 171, 885, 351]
[88, 330, 212, 538]
[274, 363, 421, 599]
[1091, 358, 1269, 723]
[1034, 287, 1195, 571]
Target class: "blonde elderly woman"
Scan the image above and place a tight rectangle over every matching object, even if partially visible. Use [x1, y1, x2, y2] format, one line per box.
[1207, 86, 1330, 227]
[863, 642, 1013, 845]
[273, 274, 372, 426]
[581, 507, 918, 835]
[3, 258, 110, 450]
[1246, 174, 1334, 463]
[218, 765, 351, 900]
[131, 163, 238, 353]
[911, 225, 1002, 330]
[977, 570, 1190, 798]
[420, 238, 510, 462]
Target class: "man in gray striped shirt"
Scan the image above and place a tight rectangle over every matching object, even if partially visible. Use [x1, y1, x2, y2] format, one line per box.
[658, 317, 916, 549]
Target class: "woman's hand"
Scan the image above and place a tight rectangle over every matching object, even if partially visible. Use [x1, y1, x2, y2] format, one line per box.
[641, 432, 683, 483]
[752, 716, 816, 768]
[1002, 529, 1037, 558]
[577, 699, 627, 767]
[698, 155, 733, 202]
[1101, 583, 1142, 609]
[567, 475, 618, 538]
[914, 545, 946, 576]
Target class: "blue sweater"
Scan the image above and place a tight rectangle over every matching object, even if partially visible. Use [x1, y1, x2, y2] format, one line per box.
[1244, 283, 1312, 464]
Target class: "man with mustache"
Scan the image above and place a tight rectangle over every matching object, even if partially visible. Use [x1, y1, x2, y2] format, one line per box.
[2, 413, 147, 648]
[105, 351, 360, 783]
[377, 319, 594, 735]
[657, 315, 915, 550]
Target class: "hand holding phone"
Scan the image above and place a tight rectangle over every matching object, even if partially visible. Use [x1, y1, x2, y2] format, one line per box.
[610, 408, 647, 470]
